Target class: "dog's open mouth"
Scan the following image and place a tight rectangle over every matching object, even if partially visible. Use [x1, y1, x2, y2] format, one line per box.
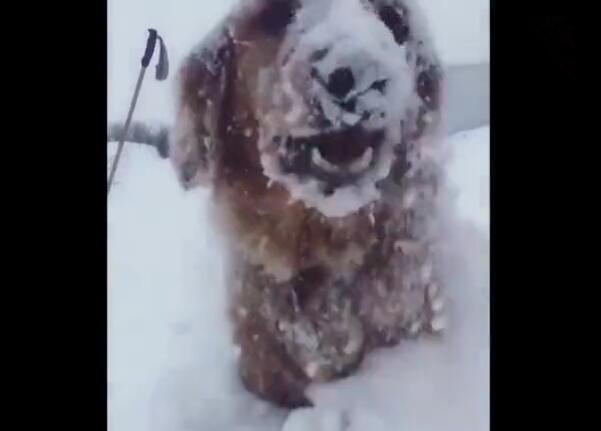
[274, 125, 385, 193]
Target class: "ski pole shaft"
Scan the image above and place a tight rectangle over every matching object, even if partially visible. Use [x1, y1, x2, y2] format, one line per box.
[107, 65, 147, 196]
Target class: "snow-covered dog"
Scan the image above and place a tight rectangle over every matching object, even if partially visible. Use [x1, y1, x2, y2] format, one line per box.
[170, 0, 446, 408]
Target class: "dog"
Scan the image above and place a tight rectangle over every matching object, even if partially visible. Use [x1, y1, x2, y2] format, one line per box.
[170, 0, 446, 408]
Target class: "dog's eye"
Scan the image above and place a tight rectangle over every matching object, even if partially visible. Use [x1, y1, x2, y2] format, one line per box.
[378, 5, 409, 45]
[258, 0, 298, 36]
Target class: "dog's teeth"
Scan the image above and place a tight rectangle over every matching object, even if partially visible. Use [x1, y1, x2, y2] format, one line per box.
[311, 145, 372, 174]
[312, 147, 338, 172]
[348, 147, 373, 173]
[342, 112, 361, 125]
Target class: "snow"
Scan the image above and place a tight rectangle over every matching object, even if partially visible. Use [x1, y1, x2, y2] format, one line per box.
[446, 126, 490, 234]
[107, 125, 489, 431]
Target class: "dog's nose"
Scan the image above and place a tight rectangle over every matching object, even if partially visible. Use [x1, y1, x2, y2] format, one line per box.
[327, 67, 354, 99]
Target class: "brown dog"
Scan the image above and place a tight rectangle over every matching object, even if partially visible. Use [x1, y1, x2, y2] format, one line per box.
[170, 0, 446, 408]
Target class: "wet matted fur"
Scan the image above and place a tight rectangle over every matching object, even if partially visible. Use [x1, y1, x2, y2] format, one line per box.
[170, 0, 446, 408]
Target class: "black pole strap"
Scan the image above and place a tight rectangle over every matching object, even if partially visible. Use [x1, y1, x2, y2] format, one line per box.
[155, 35, 169, 81]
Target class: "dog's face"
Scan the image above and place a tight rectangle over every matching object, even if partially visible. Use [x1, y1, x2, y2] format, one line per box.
[171, 0, 442, 217]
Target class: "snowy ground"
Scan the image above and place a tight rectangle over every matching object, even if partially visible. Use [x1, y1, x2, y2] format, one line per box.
[107, 125, 489, 431]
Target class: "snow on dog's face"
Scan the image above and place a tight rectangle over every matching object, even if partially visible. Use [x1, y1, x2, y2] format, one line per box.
[171, 0, 442, 217]
[257, 0, 442, 217]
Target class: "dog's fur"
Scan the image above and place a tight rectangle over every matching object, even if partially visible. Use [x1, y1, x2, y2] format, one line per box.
[170, 0, 446, 408]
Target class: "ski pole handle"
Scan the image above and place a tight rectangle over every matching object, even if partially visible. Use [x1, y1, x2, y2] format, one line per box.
[141, 29, 158, 68]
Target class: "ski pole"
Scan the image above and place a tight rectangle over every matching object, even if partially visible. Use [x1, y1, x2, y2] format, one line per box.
[107, 28, 169, 196]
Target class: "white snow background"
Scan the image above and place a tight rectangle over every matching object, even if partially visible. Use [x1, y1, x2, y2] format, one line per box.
[108, 1, 490, 430]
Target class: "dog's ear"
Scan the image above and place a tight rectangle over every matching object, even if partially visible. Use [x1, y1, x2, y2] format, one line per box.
[374, 0, 444, 183]
[170, 29, 236, 190]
